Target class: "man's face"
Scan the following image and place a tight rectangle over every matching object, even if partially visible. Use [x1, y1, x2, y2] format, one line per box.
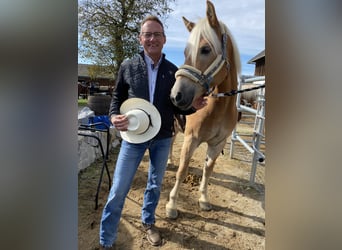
[139, 20, 166, 59]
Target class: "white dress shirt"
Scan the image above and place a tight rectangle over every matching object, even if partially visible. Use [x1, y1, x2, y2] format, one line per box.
[144, 54, 162, 103]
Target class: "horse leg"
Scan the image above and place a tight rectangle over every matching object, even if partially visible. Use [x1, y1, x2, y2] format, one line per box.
[166, 136, 198, 219]
[198, 140, 226, 211]
[167, 131, 177, 165]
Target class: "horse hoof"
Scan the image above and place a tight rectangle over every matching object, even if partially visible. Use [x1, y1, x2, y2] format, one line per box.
[166, 207, 178, 219]
[199, 201, 212, 211]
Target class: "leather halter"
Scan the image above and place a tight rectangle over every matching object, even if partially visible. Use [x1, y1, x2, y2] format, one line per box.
[175, 33, 229, 93]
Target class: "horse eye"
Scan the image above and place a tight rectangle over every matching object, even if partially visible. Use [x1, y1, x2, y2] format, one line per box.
[200, 46, 211, 55]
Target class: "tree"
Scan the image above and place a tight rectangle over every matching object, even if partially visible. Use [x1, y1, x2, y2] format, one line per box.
[78, 0, 176, 79]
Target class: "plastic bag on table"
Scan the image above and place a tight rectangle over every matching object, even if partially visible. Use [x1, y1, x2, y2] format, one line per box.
[88, 115, 111, 129]
[78, 107, 95, 125]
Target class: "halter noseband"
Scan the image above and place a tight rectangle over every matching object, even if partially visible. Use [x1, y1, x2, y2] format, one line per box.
[175, 33, 229, 93]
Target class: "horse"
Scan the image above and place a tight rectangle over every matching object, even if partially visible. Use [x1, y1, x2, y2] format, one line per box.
[166, 0, 241, 219]
[239, 83, 261, 109]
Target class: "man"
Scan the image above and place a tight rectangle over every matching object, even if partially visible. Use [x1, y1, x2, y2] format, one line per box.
[99, 15, 206, 249]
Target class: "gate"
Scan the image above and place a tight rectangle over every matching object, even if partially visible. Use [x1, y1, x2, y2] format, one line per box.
[230, 76, 265, 186]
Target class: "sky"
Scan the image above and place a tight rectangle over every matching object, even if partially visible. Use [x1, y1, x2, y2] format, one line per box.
[78, 0, 265, 76]
[162, 0, 265, 76]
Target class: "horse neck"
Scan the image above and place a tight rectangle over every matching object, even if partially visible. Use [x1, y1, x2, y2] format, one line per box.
[219, 30, 239, 94]
[213, 67, 237, 94]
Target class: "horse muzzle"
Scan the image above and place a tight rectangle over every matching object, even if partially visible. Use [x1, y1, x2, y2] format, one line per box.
[170, 80, 197, 111]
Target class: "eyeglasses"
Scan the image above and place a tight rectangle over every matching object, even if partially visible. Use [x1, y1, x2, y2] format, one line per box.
[141, 32, 164, 39]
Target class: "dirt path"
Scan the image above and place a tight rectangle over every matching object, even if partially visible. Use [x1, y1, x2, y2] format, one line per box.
[78, 122, 265, 250]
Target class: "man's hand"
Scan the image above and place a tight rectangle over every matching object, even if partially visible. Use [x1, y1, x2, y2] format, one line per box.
[192, 95, 208, 110]
[111, 114, 129, 131]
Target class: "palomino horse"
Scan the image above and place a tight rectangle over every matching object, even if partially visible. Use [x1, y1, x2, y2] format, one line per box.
[166, 0, 241, 219]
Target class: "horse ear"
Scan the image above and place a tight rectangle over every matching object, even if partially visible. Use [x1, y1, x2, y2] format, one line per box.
[182, 16, 195, 32]
[206, 1, 220, 31]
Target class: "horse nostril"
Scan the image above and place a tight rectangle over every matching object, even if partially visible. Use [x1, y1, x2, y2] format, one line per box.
[175, 92, 182, 102]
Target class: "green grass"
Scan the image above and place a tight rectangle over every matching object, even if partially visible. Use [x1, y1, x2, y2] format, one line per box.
[78, 98, 88, 107]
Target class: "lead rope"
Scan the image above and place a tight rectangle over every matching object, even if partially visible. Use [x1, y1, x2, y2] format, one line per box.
[209, 84, 265, 98]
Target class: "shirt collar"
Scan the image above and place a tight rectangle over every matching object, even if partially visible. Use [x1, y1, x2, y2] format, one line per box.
[144, 54, 162, 70]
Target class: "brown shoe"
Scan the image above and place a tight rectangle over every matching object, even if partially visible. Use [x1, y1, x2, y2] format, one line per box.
[143, 224, 162, 246]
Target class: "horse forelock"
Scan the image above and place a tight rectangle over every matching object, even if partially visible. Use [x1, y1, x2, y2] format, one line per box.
[186, 18, 222, 66]
[185, 18, 241, 76]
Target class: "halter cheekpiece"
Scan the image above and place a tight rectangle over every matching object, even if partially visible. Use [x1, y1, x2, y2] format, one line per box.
[175, 33, 229, 94]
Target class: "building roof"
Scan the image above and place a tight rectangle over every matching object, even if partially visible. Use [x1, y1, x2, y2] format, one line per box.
[247, 50, 265, 64]
[78, 64, 90, 77]
[78, 64, 113, 79]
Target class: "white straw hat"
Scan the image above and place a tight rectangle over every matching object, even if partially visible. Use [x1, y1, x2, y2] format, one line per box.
[119, 98, 161, 143]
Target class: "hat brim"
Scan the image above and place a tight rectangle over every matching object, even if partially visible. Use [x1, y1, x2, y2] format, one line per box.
[119, 98, 161, 143]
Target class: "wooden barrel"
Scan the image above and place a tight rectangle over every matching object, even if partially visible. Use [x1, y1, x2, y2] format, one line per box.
[87, 94, 111, 115]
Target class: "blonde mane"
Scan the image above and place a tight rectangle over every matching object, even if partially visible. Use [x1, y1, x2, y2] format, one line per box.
[185, 18, 241, 75]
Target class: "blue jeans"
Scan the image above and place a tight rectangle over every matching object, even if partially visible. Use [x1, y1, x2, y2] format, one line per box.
[99, 137, 172, 247]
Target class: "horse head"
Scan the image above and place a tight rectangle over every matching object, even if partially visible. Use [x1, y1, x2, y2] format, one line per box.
[170, 0, 240, 110]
